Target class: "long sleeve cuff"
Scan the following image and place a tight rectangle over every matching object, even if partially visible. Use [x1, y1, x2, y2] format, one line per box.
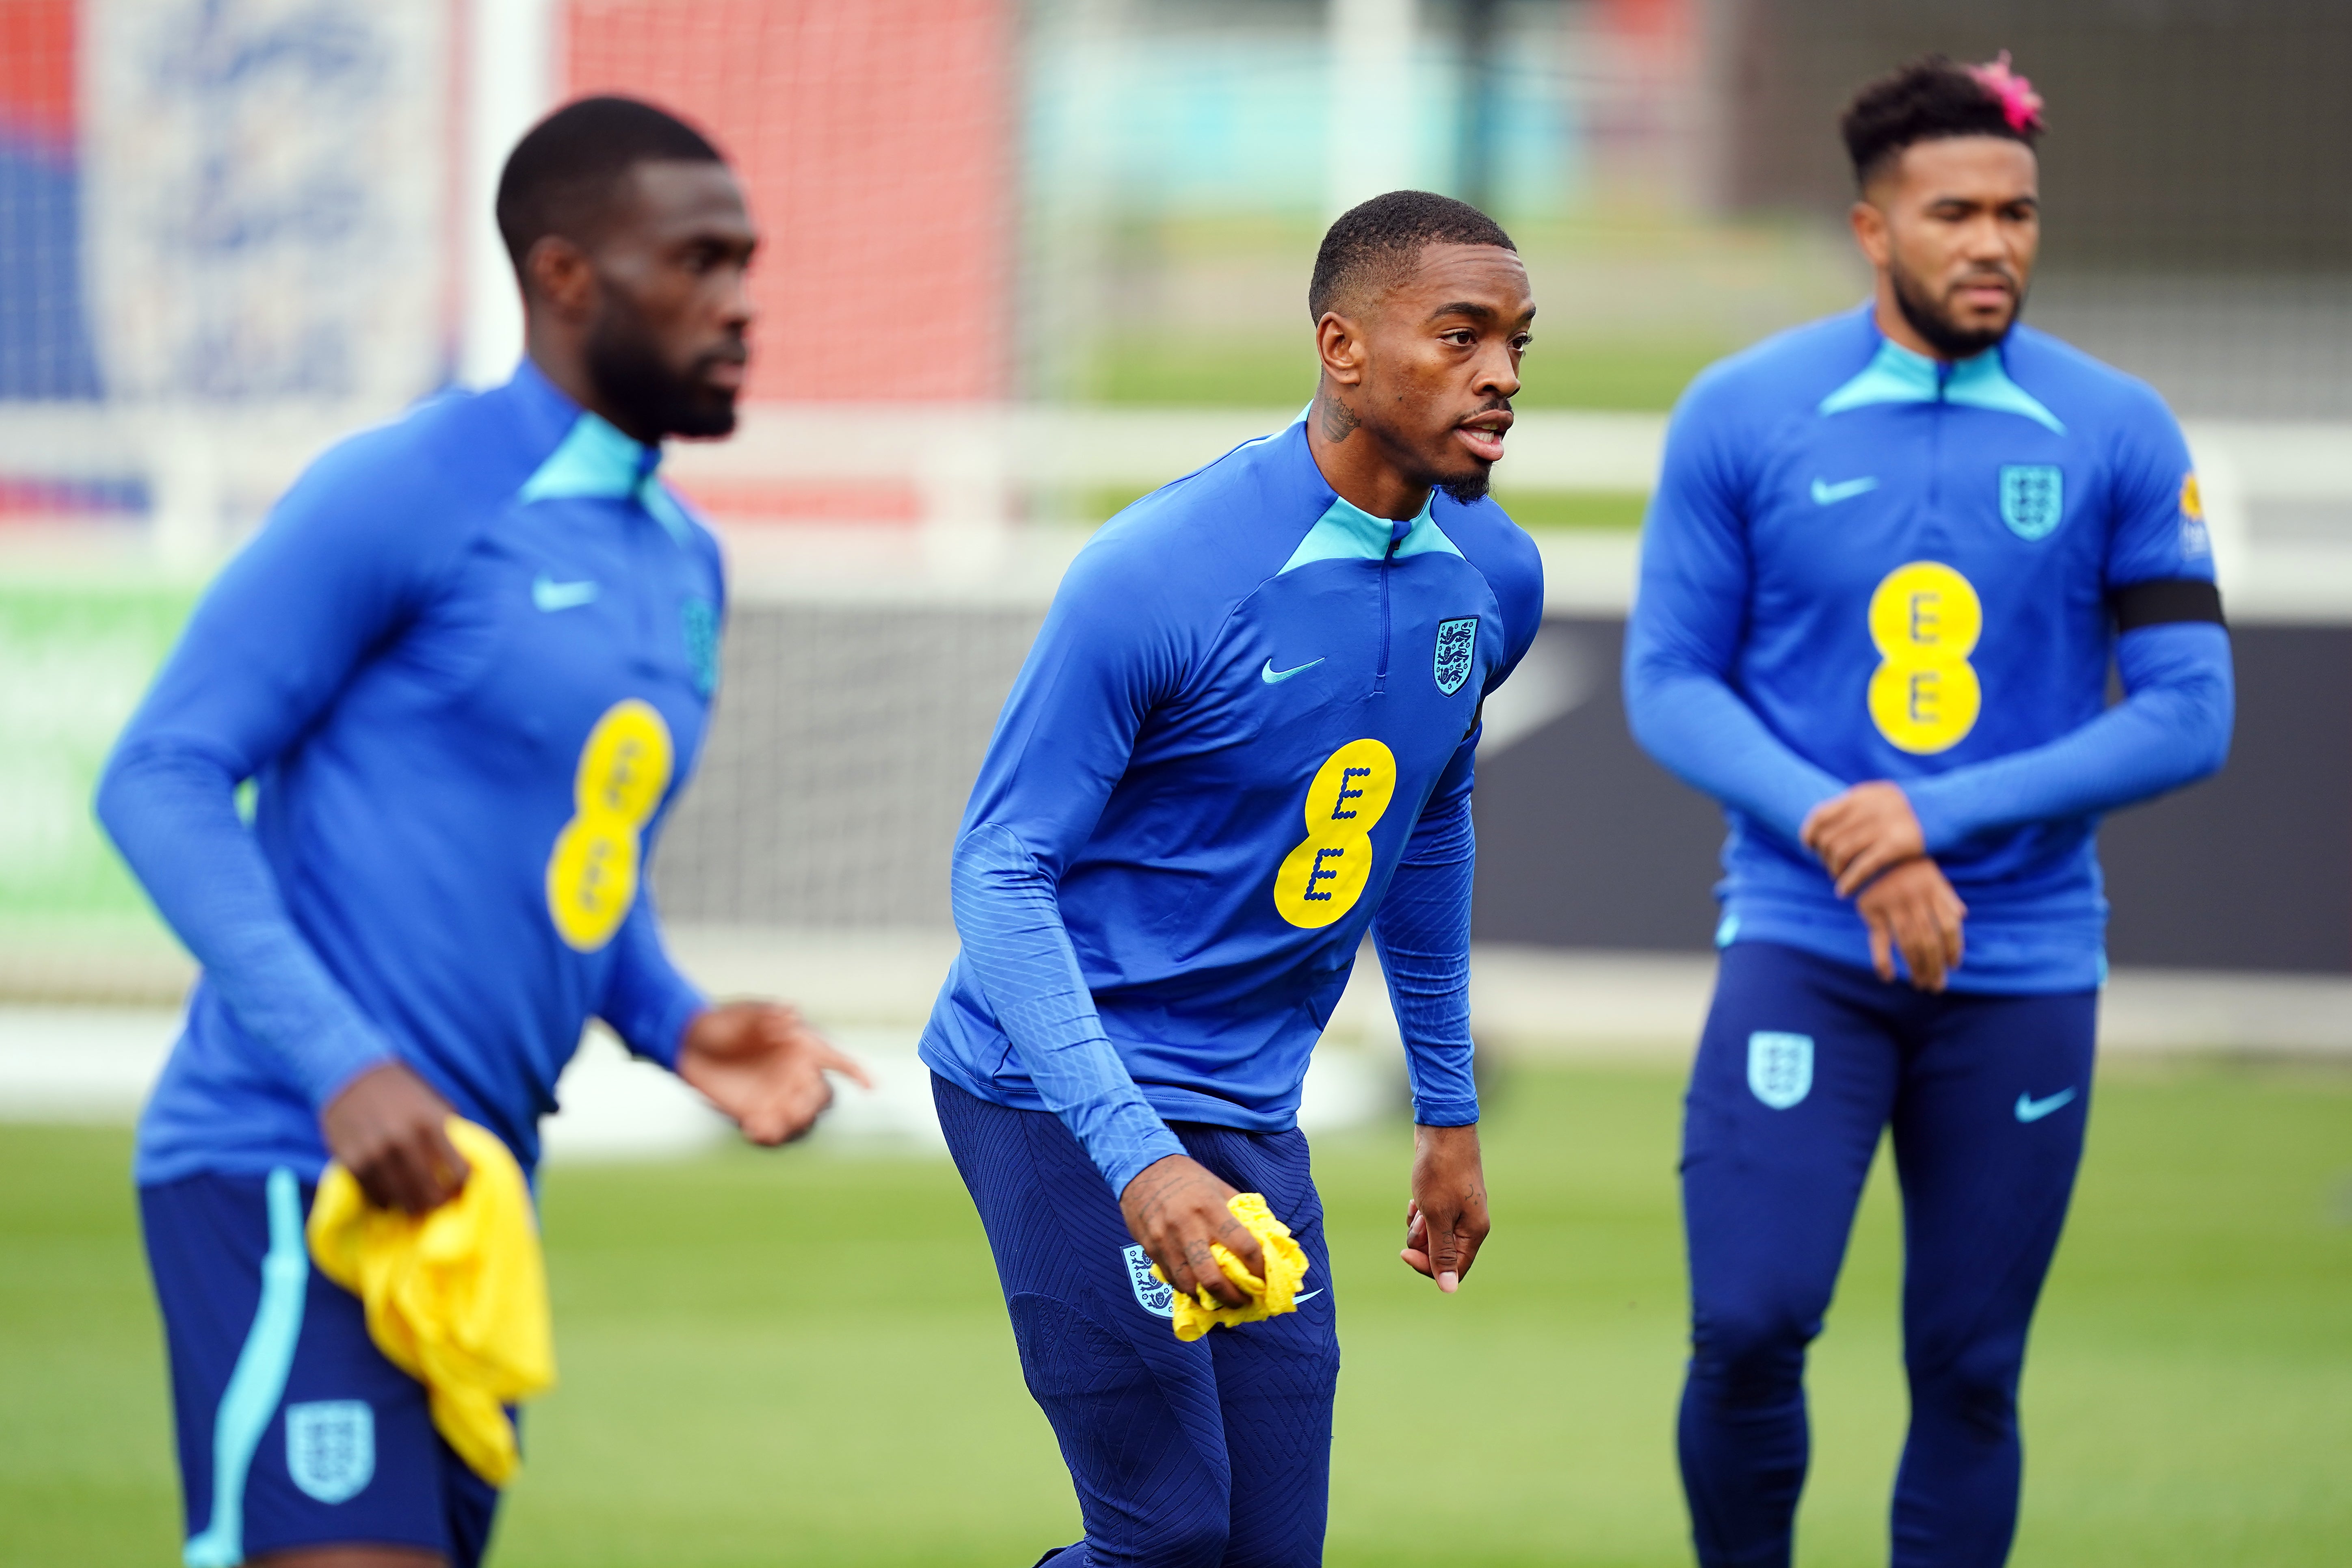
[297, 1013, 402, 1108]
[1095, 1108, 1190, 1199]
[1907, 779, 1996, 856]
[598, 904, 708, 1071]
[1411, 1090, 1481, 1128]
[606, 974, 706, 1072]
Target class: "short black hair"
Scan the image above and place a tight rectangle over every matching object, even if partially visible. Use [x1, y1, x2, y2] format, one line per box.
[495, 95, 725, 275]
[1841, 54, 2041, 190]
[1309, 190, 1515, 321]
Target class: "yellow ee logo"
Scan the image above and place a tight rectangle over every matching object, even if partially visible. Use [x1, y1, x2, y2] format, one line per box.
[1274, 738, 1397, 928]
[1866, 562, 1982, 754]
[546, 698, 675, 952]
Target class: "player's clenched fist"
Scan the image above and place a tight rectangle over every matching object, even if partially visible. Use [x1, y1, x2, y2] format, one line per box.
[321, 1060, 473, 1215]
[1402, 1122, 1489, 1292]
[678, 1001, 873, 1145]
[1120, 1154, 1265, 1308]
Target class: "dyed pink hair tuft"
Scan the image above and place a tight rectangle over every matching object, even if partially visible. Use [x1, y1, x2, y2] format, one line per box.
[1967, 51, 2045, 134]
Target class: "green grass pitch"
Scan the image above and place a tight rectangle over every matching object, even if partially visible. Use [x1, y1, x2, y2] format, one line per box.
[4, 1058, 2348, 1566]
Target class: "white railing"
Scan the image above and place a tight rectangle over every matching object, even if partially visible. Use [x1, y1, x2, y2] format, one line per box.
[3, 401, 2347, 616]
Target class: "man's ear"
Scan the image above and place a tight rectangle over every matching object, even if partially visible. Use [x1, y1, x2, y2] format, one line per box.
[1316, 311, 1366, 388]
[524, 235, 597, 322]
[1849, 199, 1892, 271]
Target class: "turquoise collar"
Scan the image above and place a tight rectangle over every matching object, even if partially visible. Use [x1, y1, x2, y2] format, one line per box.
[1278, 487, 1462, 576]
[517, 409, 694, 546]
[1818, 329, 2064, 435]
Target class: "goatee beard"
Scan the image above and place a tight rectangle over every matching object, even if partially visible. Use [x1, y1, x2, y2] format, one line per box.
[584, 303, 740, 441]
[1439, 471, 1491, 505]
[1891, 258, 2020, 361]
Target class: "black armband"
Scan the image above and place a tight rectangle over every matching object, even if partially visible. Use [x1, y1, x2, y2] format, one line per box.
[2110, 577, 2226, 632]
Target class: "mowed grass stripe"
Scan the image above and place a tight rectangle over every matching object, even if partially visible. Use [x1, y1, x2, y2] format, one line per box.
[1, 1059, 2345, 1566]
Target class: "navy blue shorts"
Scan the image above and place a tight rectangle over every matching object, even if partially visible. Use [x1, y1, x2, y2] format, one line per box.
[935, 1075, 1339, 1568]
[140, 1168, 501, 1568]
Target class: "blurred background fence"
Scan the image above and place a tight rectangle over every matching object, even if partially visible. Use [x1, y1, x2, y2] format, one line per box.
[3, 0, 2350, 1039]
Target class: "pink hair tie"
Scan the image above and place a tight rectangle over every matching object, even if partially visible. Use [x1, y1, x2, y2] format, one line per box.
[1968, 51, 2045, 134]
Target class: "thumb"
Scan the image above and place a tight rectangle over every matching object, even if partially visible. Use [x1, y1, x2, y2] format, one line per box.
[428, 1116, 472, 1189]
[1427, 1208, 1463, 1293]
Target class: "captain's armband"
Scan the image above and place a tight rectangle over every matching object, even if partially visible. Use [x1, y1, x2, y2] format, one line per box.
[2109, 577, 2225, 632]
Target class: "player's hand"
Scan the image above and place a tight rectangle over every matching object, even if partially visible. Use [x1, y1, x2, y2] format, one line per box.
[320, 1061, 470, 1215]
[1119, 1154, 1264, 1309]
[1855, 858, 1968, 992]
[1402, 1122, 1489, 1292]
[1802, 781, 1928, 896]
[677, 1001, 873, 1146]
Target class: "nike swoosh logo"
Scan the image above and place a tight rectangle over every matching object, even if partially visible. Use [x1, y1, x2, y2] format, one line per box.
[2014, 1088, 2078, 1123]
[532, 574, 600, 612]
[1294, 1289, 1324, 1303]
[1261, 657, 1325, 685]
[1811, 476, 1880, 505]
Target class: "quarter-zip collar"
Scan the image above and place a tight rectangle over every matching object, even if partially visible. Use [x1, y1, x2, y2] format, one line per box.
[1817, 306, 2065, 434]
[506, 358, 694, 546]
[1278, 428, 1464, 575]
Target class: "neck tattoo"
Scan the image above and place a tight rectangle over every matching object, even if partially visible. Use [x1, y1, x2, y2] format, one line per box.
[1319, 396, 1360, 443]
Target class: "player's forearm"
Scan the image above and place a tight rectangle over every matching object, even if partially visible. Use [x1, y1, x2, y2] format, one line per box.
[951, 823, 1185, 1194]
[1624, 662, 1847, 843]
[95, 742, 395, 1106]
[1906, 623, 2233, 846]
[597, 896, 708, 1071]
[1626, 446, 1846, 837]
[1374, 803, 1478, 1126]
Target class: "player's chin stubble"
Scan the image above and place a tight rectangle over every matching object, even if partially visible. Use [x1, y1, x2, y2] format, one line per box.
[1437, 407, 1503, 504]
[1319, 387, 1490, 504]
[1890, 253, 2020, 361]
[1439, 470, 1491, 505]
[585, 305, 739, 441]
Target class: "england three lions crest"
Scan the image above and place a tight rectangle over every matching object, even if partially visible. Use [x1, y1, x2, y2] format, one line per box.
[285, 1400, 375, 1504]
[1123, 1244, 1175, 1318]
[1747, 1031, 1813, 1111]
[1433, 616, 1479, 696]
[1999, 464, 2064, 541]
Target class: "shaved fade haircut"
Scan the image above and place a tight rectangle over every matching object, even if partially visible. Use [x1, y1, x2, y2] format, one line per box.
[1842, 55, 2041, 191]
[1309, 190, 1515, 321]
[496, 95, 724, 278]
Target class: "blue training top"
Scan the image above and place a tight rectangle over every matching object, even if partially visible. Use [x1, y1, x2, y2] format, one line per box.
[100, 361, 720, 1184]
[920, 420, 1545, 1195]
[1625, 305, 2234, 993]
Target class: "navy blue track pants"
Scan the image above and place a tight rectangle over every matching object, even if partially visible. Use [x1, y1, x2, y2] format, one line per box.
[1679, 942, 2096, 1568]
[935, 1074, 1339, 1568]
